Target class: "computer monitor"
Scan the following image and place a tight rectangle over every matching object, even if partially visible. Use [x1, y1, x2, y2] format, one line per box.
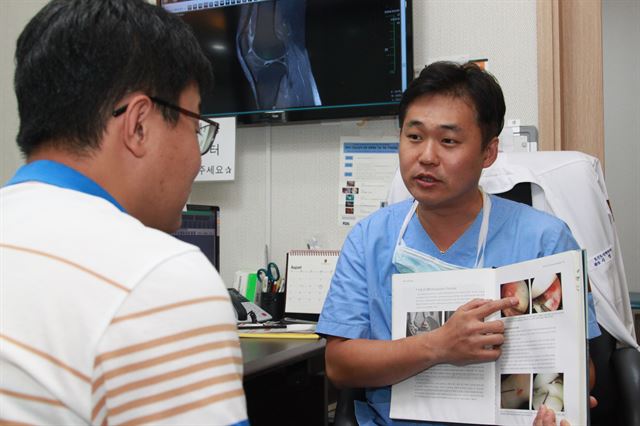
[172, 204, 220, 271]
[157, 0, 413, 124]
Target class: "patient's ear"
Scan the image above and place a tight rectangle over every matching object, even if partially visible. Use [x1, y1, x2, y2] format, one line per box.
[121, 95, 154, 158]
[482, 137, 499, 168]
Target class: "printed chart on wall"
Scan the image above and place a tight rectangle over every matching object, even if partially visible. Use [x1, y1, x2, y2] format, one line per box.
[338, 137, 399, 226]
[195, 116, 236, 182]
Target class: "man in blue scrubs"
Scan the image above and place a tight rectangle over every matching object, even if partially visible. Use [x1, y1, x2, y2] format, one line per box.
[317, 62, 598, 426]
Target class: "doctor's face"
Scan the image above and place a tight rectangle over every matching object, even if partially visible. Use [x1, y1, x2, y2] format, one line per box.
[398, 93, 497, 212]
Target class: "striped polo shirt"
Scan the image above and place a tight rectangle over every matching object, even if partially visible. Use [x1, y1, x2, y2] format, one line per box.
[1, 161, 248, 425]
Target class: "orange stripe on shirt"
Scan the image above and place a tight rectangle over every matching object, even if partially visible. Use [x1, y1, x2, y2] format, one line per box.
[0, 419, 36, 426]
[0, 389, 64, 407]
[93, 375, 106, 394]
[94, 324, 237, 368]
[117, 388, 245, 426]
[0, 243, 128, 293]
[102, 356, 242, 398]
[111, 296, 228, 324]
[101, 340, 240, 382]
[109, 373, 243, 416]
[91, 393, 107, 421]
[0, 335, 90, 383]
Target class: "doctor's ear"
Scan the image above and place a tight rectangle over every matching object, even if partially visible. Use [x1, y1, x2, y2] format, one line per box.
[482, 137, 499, 168]
[120, 95, 154, 158]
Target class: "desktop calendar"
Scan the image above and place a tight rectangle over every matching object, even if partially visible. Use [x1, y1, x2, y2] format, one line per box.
[284, 250, 340, 318]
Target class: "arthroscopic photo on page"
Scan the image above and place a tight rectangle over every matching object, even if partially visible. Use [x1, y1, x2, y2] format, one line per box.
[500, 373, 531, 410]
[500, 280, 530, 317]
[500, 273, 564, 319]
[499, 372, 565, 412]
[532, 373, 564, 412]
[531, 273, 563, 313]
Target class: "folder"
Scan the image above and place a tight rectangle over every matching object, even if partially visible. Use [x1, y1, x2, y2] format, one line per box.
[238, 333, 320, 340]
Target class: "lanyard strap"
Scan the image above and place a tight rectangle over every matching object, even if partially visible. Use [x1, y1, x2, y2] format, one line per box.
[4, 160, 126, 212]
[475, 190, 491, 268]
[395, 189, 491, 268]
[394, 200, 419, 249]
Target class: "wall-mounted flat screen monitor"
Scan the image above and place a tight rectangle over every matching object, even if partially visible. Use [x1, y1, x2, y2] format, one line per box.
[158, 0, 413, 124]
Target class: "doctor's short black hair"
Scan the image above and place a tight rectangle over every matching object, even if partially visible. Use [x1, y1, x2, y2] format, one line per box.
[398, 61, 506, 150]
[14, 0, 213, 157]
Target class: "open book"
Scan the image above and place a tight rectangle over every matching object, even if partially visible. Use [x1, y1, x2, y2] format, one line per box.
[390, 250, 589, 425]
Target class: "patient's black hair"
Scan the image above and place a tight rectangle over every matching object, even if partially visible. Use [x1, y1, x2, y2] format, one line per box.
[14, 0, 213, 157]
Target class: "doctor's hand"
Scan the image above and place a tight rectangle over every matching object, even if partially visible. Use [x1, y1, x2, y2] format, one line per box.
[428, 297, 518, 366]
[533, 405, 570, 426]
[531, 397, 597, 426]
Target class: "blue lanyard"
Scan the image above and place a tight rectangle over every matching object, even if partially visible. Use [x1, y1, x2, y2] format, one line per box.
[4, 160, 126, 212]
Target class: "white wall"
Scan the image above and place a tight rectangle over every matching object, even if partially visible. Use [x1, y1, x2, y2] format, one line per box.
[602, 0, 640, 292]
[0, 0, 551, 287]
[0, 1, 48, 182]
[414, 0, 539, 126]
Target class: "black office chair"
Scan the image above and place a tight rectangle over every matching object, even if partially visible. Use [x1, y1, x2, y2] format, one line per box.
[333, 388, 364, 426]
[589, 328, 640, 426]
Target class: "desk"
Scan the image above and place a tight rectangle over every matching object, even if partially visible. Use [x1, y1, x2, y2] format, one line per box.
[241, 338, 329, 425]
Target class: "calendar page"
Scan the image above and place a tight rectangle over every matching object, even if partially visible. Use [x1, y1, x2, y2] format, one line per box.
[284, 250, 340, 315]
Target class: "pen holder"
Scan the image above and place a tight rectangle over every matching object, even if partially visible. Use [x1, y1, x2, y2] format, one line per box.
[260, 292, 285, 321]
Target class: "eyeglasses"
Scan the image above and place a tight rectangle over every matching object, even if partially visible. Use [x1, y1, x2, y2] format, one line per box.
[112, 96, 220, 156]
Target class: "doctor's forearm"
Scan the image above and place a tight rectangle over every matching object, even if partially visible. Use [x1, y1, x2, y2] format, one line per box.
[324, 335, 442, 388]
[324, 299, 512, 388]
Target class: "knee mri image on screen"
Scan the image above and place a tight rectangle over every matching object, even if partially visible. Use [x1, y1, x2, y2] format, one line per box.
[236, 0, 321, 110]
[406, 311, 442, 337]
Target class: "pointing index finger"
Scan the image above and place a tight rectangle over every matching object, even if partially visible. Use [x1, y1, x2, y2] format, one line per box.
[472, 297, 518, 319]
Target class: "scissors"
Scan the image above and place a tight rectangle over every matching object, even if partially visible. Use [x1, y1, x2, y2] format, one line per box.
[257, 262, 280, 292]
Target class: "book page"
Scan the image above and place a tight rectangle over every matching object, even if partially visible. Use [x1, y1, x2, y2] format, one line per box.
[390, 268, 497, 425]
[494, 251, 587, 426]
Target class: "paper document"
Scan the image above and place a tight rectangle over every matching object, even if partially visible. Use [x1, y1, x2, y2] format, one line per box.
[338, 137, 399, 227]
[196, 116, 236, 181]
[238, 324, 316, 334]
[390, 250, 589, 426]
[238, 324, 319, 339]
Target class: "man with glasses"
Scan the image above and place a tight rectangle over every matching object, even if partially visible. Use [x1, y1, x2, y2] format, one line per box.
[112, 96, 220, 157]
[0, 1, 247, 425]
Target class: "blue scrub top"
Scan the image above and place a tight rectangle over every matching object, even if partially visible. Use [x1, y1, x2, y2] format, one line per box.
[318, 196, 600, 426]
